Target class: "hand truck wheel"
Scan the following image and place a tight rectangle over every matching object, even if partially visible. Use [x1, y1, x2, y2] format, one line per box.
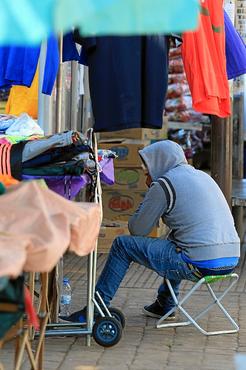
[108, 307, 126, 328]
[92, 316, 122, 347]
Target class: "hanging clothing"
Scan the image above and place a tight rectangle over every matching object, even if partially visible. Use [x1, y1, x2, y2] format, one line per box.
[76, 35, 170, 132]
[0, 46, 40, 88]
[182, 0, 231, 118]
[0, 35, 59, 95]
[63, 32, 80, 62]
[5, 69, 39, 118]
[224, 10, 246, 80]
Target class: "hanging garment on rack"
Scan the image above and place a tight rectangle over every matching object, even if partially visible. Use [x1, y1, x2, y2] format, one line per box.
[42, 34, 59, 95]
[224, 10, 246, 80]
[182, 0, 231, 118]
[63, 32, 80, 62]
[76, 35, 170, 132]
[0, 46, 40, 88]
[5, 69, 39, 118]
[0, 35, 59, 95]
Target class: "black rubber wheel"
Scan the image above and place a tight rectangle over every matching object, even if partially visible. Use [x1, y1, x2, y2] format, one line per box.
[108, 307, 126, 328]
[92, 316, 122, 347]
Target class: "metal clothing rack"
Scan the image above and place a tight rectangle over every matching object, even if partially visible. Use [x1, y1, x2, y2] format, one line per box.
[33, 131, 124, 348]
[36, 130, 100, 344]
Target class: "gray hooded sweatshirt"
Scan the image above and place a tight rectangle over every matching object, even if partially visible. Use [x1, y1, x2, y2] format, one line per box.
[128, 140, 240, 262]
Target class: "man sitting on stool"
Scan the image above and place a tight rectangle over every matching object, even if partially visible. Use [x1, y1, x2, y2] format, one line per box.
[63, 140, 240, 323]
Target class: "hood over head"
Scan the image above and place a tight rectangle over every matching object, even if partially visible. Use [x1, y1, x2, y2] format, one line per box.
[139, 140, 187, 181]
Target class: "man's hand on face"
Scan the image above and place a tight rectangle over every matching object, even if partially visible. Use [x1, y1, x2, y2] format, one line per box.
[145, 173, 152, 188]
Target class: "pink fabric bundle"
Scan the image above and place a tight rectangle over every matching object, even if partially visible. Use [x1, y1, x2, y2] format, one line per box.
[0, 181, 101, 277]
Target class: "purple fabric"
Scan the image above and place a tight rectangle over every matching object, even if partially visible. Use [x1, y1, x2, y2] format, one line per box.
[22, 158, 115, 199]
[225, 10, 246, 80]
[99, 158, 115, 185]
[22, 175, 88, 199]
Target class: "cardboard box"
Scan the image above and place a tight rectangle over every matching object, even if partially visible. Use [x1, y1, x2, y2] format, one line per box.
[103, 167, 147, 191]
[99, 139, 150, 167]
[102, 190, 146, 221]
[98, 220, 170, 253]
[148, 221, 170, 238]
[100, 127, 166, 141]
[98, 221, 129, 253]
[100, 116, 168, 141]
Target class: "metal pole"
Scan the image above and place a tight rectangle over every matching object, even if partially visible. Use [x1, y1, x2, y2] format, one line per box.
[211, 115, 233, 206]
[55, 35, 63, 132]
[70, 61, 79, 131]
[232, 94, 245, 241]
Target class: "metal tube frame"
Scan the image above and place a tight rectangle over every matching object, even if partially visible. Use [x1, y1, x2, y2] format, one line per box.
[157, 274, 239, 336]
[39, 131, 106, 345]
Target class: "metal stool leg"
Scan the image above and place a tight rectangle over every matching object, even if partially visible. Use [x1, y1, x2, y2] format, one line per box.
[157, 275, 239, 335]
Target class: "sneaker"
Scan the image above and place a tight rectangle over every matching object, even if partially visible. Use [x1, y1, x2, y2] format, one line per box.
[142, 300, 176, 320]
[59, 307, 87, 323]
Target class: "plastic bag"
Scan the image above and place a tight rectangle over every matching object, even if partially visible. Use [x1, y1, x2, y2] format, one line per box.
[168, 73, 187, 84]
[169, 47, 182, 59]
[165, 96, 192, 112]
[167, 83, 190, 99]
[167, 109, 210, 123]
[169, 58, 184, 74]
[167, 111, 191, 122]
[5, 113, 44, 137]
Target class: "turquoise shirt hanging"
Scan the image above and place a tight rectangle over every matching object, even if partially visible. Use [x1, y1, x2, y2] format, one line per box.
[55, 0, 199, 35]
[0, 0, 55, 45]
[0, 0, 199, 45]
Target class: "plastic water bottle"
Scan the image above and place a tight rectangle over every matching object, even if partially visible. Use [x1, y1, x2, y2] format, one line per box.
[60, 278, 72, 317]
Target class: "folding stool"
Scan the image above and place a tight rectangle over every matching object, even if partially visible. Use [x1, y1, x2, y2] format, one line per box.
[156, 273, 239, 336]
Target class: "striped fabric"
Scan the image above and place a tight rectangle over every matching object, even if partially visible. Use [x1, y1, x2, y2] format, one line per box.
[0, 144, 12, 177]
[157, 177, 176, 214]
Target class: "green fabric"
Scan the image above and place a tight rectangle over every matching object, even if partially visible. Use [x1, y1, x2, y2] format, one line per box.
[0, 276, 25, 340]
[56, 0, 199, 36]
[204, 274, 235, 284]
[0, 136, 31, 144]
[23, 161, 85, 176]
[0, 182, 6, 195]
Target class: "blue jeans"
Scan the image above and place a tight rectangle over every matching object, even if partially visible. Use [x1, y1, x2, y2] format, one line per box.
[95, 236, 198, 309]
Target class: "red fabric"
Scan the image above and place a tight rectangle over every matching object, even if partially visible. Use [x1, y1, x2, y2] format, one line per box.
[24, 287, 39, 330]
[182, 0, 230, 118]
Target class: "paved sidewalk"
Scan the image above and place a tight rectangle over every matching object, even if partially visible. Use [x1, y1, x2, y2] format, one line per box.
[1, 242, 246, 370]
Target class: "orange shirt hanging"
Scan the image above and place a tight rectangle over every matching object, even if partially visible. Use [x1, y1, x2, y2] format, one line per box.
[182, 0, 230, 118]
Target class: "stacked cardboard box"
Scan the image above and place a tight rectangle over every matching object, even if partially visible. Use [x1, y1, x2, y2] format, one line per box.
[99, 139, 148, 223]
[98, 220, 169, 253]
[98, 122, 168, 253]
